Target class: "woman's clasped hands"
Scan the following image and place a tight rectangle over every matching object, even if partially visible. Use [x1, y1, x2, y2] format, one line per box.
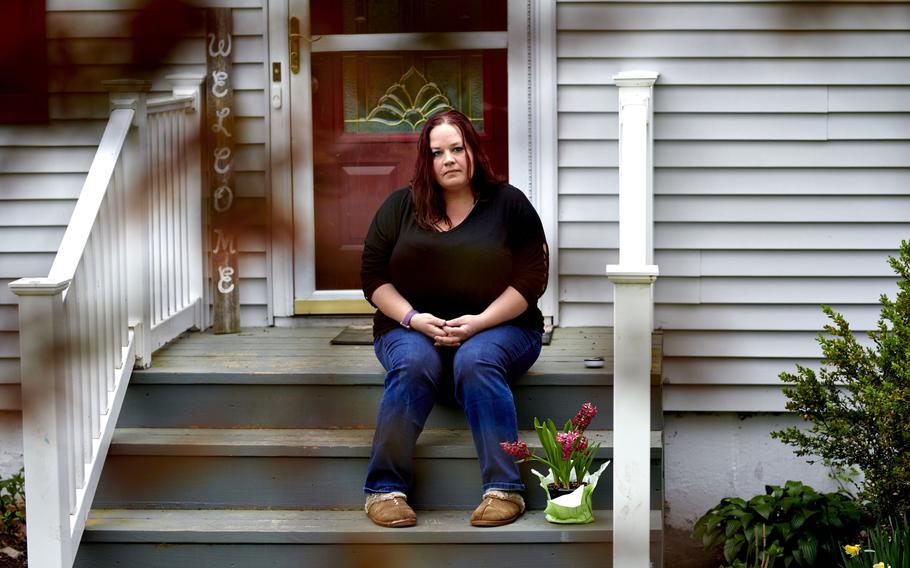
[409, 312, 486, 347]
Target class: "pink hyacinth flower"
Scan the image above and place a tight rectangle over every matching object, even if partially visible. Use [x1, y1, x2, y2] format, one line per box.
[572, 402, 598, 432]
[576, 435, 588, 453]
[499, 440, 531, 461]
[556, 431, 580, 460]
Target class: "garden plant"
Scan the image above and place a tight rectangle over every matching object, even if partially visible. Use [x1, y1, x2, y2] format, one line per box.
[500, 402, 610, 524]
[693, 480, 864, 568]
[500, 402, 602, 492]
[841, 515, 909, 568]
[0, 468, 25, 568]
[771, 240, 910, 521]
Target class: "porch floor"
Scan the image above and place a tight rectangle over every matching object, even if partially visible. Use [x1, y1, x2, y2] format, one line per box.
[142, 325, 662, 379]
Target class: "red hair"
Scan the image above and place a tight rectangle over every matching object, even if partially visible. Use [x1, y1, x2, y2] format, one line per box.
[410, 110, 503, 230]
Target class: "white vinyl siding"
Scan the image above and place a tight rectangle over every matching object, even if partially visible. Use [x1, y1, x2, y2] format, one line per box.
[555, 0, 910, 411]
[0, 1, 270, 410]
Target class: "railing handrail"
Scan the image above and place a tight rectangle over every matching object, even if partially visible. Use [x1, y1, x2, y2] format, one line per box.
[47, 108, 135, 287]
[147, 94, 195, 114]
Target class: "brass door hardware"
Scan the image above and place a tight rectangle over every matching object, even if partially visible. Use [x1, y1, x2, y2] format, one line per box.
[289, 17, 322, 74]
[289, 17, 301, 74]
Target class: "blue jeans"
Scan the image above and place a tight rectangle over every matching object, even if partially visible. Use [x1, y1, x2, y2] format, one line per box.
[364, 324, 542, 495]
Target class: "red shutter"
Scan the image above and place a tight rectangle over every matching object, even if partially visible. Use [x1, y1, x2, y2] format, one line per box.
[0, 0, 47, 123]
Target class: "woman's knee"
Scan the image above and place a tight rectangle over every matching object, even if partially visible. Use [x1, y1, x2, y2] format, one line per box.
[453, 346, 510, 399]
[381, 334, 444, 390]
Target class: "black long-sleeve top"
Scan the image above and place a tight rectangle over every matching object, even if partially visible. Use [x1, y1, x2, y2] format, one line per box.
[361, 184, 549, 339]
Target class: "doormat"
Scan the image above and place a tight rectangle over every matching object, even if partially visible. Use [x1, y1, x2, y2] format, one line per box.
[331, 325, 552, 346]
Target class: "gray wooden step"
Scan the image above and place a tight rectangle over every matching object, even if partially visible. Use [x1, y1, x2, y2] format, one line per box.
[89, 326, 665, 565]
[117, 381, 662, 429]
[76, 509, 663, 568]
[120, 326, 663, 430]
[94, 428, 663, 511]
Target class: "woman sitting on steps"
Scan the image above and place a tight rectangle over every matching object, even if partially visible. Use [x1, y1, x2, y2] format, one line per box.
[360, 109, 550, 528]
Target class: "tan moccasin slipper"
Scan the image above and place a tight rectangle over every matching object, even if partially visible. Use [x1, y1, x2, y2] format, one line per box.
[470, 491, 525, 527]
[365, 492, 417, 528]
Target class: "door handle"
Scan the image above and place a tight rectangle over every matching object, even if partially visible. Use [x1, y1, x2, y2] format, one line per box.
[289, 17, 322, 75]
[289, 17, 301, 74]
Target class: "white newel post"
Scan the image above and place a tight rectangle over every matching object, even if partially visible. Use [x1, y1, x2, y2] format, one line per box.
[609, 71, 659, 568]
[9, 279, 72, 568]
[104, 80, 152, 366]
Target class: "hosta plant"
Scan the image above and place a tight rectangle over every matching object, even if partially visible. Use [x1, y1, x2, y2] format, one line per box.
[693, 480, 864, 568]
[0, 468, 25, 537]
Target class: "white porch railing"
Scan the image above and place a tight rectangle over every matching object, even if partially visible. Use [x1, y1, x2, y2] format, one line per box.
[9, 74, 205, 568]
[145, 81, 206, 354]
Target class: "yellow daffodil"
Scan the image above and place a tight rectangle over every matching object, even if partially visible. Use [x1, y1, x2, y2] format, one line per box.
[844, 544, 862, 557]
[871, 562, 888, 568]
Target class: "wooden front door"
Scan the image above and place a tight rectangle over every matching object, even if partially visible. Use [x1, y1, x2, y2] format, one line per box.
[311, 51, 507, 290]
[296, 0, 508, 293]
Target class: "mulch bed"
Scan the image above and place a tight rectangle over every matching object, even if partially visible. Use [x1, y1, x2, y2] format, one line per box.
[0, 532, 26, 568]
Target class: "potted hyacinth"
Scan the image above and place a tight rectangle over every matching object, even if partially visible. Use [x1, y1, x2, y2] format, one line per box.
[500, 402, 610, 524]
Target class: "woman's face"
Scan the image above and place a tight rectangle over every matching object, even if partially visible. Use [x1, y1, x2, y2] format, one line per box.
[429, 122, 474, 194]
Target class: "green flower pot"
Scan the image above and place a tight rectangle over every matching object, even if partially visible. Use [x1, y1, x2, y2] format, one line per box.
[532, 460, 610, 524]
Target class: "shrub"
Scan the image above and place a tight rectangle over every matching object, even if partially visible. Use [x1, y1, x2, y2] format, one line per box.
[0, 467, 25, 537]
[693, 480, 864, 568]
[771, 240, 910, 521]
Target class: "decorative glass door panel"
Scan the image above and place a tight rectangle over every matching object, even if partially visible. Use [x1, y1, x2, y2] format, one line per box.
[312, 47, 507, 290]
[342, 55, 485, 134]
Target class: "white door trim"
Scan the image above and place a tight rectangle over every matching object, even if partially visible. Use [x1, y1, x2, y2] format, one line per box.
[288, 0, 318, 303]
[509, 0, 559, 324]
[533, 0, 559, 325]
[267, 0, 294, 316]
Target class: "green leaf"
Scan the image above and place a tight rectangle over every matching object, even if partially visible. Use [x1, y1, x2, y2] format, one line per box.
[724, 535, 744, 563]
[703, 530, 723, 550]
[776, 521, 791, 540]
[790, 508, 815, 530]
[779, 496, 796, 512]
[798, 537, 817, 567]
[753, 501, 774, 520]
[739, 512, 755, 530]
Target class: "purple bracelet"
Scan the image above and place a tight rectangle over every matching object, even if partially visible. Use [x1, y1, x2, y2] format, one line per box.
[401, 309, 419, 329]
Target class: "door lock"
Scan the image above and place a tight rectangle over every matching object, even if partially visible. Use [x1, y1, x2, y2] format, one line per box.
[289, 17, 322, 75]
[289, 17, 301, 74]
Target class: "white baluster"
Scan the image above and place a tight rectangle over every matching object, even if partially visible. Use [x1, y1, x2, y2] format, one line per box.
[114, 160, 129, 350]
[165, 111, 177, 316]
[97, 199, 114, 394]
[75, 259, 99, 442]
[154, 115, 165, 326]
[62, 312, 76, 516]
[64, 289, 85, 497]
[88, 232, 105, 427]
[179, 112, 190, 307]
